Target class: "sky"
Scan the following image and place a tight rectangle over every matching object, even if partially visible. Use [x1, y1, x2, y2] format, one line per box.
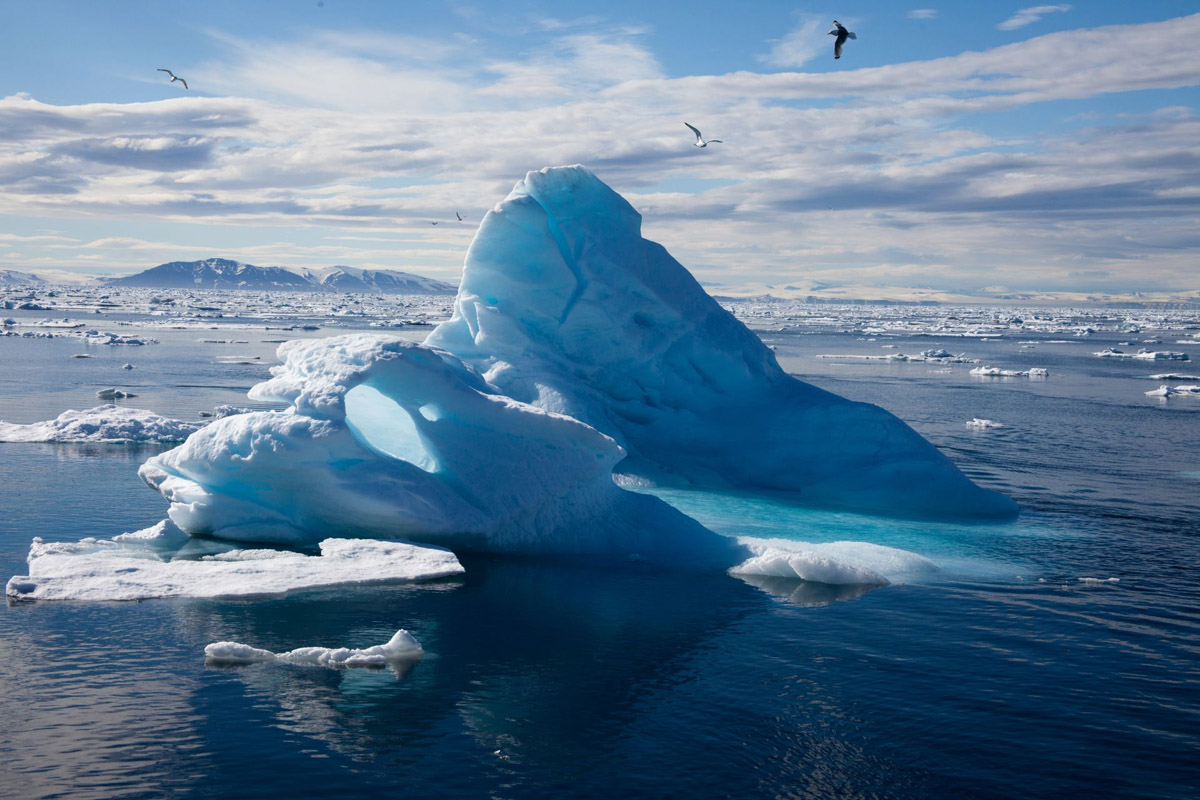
[1, 0, 1198, 296]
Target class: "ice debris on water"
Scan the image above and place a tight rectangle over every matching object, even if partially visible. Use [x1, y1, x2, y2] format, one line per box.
[966, 418, 1005, 429]
[970, 366, 1048, 378]
[1094, 348, 1188, 361]
[1078, 577, 1120, 586]
[0, 405, 203, 443]
[204, 629, 424, 668]
[96, 387, 136, 399]
[1145, 384, 1200, 397]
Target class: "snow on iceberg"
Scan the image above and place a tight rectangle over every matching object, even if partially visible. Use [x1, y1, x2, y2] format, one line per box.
[427, 166, 1015, 519]
[205, 629, 424, 668]
[0, 405, 202, 443]
[6, 528, 463, 601]
[138, 334, 742, 568]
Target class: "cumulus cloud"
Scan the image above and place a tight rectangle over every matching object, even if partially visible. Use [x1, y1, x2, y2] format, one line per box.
[998, 5, 1071, 31]
[1, 13, 1198, 293]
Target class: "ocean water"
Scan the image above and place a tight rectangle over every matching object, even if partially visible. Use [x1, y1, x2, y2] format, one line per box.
[2, 309, 1199, 798]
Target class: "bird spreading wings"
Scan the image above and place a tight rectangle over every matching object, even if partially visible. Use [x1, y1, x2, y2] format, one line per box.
[684, 122, 723, 148]
[828, 21, 857, 60]
[157, 68, 188, 90]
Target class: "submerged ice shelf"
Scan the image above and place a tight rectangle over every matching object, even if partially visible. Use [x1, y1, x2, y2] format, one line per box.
[9, 166, 1024, 600]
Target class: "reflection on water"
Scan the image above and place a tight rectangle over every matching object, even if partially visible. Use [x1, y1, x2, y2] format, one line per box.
[738, 574, 879, 607]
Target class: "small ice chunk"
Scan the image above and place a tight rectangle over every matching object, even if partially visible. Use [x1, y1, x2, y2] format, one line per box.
[96, 388, 136, 399]
[1078, 577, 1120, 586]
[730, 537, 937, 586]
[122, 363, 135, 370]
[966, 418, 1004, 429]
[205, 629, 424, 668]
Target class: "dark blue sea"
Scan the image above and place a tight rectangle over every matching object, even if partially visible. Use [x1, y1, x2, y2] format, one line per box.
[1, 307, 1198, 798]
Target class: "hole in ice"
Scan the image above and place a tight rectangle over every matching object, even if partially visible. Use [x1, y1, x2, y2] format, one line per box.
[344, 384, 439, 473]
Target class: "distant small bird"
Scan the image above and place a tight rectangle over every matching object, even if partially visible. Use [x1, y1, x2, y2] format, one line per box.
[456, 212, 463, 222]
[430, 221, 439, 226]
[829, 21, 856, 60]
[157, 68, 188, 90]
[684, 122, 722, 148]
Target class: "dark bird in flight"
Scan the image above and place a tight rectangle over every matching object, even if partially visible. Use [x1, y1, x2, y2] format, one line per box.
[430, 221, 439, 225]
[456, 212, 463, 221]
[684, 122, 722, 148]
[829, 21, 856, 59]
[157, 68, 188, 89]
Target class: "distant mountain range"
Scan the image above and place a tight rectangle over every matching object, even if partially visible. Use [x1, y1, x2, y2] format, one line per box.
[100, 258, 458, 294]
[0, 269, 45, 287]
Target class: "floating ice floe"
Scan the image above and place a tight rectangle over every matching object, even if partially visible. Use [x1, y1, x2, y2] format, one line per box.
[1094, 348, 1189, 361]
[197, 405, 253, 419]
[730, 537, 938, 586]
[84, 330, 155, 346]
[816, 348, 977, 363]
[970, 366, 1048, 377]
[1145, 384, 1200, 397]
[96, 387, 136, 399]
[205, 629, 424, 668]
[0, 405, 202, 443]
[1078, 577, 1120, 586]
[966, 418, 1005, 429]
[1149, 373, 1200, 380]
[5, 528, 464, 601]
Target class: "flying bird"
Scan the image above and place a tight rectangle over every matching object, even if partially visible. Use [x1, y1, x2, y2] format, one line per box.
[829, 21, 856, 60]
[456, 212, 463, 222]
[684, 122, 722, 148]
[157, 68, 188, 90]
[430, 221, 439, 226]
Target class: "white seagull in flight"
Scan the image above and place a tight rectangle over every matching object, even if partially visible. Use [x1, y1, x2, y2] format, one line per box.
[829, 21, 856, 60]
[157, 68, 188, 90]
[684, 122, 722, 148]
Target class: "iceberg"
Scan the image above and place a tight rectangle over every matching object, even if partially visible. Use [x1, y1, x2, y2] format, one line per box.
[428, 166, 1015, 518]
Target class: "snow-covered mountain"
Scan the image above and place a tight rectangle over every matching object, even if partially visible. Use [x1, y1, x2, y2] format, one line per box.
[0, 269, 45, 287]
[103, 258, 456, 294]
[298, 265, 457, 294]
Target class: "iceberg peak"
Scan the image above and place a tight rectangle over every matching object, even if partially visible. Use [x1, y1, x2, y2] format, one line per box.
[430, 165, 1016, 519]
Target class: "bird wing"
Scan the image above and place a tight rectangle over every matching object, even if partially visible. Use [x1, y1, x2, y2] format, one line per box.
[684, 122, 703, 142]
[828, 28, 839, 35]
[179, 78, 188, 89]
[708, 139, 723, 144]
[847, 32, 857, 39]
[158, 69, 174, 77]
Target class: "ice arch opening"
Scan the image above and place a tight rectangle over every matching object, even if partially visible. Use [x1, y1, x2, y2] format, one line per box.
[344, 383, 439, 473]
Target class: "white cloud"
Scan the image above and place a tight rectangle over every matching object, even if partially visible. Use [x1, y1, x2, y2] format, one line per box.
[998, 5, 1071, 31]
[0, 13, 1198, 294]
[908, 9, 938, 20]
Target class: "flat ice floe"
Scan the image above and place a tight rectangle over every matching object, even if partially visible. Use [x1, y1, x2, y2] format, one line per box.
[0, 405, 203, 443]
[970, 366, 1048, 377]
[205, 629, 424, 668]
[1145, 384, 1200, 397]
[966, 418, 1005, 429]
[1095, 348, 1189, 360]
[6, 528, 464, 601]
[816, 349, 977, 364]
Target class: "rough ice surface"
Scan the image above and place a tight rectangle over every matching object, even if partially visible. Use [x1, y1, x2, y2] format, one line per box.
[205, 629, 424, 668]
[139, 334, 740, 568]
[0, 405, 203, 443]
[5, 531, 464, 601]
[970, 366, 1048, 378]
[1145, 384, 1200, 397]
[730, 537, 939, 586]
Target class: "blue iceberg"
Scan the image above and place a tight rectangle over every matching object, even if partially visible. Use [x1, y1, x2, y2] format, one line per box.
[15, 165, 1016, 599]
